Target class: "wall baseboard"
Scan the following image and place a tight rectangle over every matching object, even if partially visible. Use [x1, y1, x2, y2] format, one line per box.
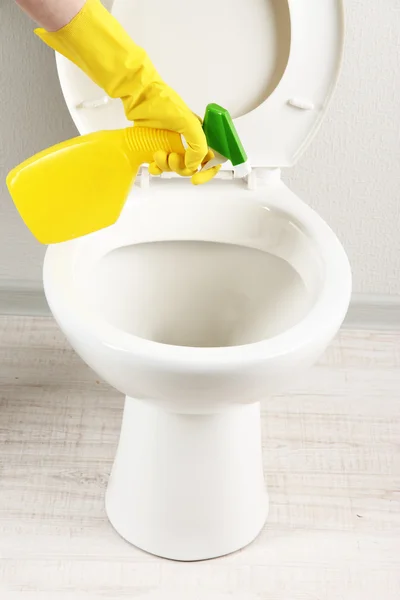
[0, 282, 399, 330]
[344, 293, 400, 330]
[0, 281, 49, 317]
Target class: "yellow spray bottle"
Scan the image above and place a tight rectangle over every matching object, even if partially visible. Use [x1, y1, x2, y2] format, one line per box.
[7, 104, 249, 245]
[6, 0, 251, 245]
[6, 126, 184, 244]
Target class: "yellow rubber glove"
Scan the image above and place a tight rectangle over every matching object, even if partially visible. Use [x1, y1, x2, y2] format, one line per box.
[35, 0, 220, 185]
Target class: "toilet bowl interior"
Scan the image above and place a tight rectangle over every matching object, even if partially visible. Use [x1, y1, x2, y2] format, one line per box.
[85, 240, 311, 347]
[75, 192, 324, 349]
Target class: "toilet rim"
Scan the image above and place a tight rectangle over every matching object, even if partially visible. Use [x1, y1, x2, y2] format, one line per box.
[44, 184, 352, 370]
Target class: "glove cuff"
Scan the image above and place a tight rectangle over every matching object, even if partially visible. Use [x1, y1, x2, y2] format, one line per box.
[35, 0, 158, 109]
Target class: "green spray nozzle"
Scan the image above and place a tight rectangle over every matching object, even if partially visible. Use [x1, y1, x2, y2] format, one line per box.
[202, 103, 251, 178]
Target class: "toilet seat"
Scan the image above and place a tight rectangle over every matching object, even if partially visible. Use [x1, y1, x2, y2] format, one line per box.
[56, 0, 344, 168]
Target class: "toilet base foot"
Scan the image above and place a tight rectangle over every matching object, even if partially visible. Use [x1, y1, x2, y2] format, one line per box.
[105, 396, 268, 561]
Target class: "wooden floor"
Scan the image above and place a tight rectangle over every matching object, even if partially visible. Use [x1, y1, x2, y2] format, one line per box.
[0, 317, 399, 599]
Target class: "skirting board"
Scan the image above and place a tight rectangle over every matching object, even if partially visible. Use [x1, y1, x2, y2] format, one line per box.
[0, 281, 49, 318]
[345, 294, 400, 330]
[0, 283, 399, 330]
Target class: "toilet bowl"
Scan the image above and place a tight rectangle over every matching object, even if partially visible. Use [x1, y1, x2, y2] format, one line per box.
[45, 0, 351, 560]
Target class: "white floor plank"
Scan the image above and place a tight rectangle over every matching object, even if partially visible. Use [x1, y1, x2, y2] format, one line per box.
[0, 317, 399, 599]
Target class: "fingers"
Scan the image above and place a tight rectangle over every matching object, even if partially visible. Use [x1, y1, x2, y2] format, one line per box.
[149, 148, 222, 185]
[168, 153, 194, 177]
[149, 151, 193, 178]
[201, 149, 215, 166]
[183, 118, 209, 171]
[191, 164, 222, 185]
[148, 162, 163, 176]
[191, 148, 221, 183]
[149, 150, 172, 176]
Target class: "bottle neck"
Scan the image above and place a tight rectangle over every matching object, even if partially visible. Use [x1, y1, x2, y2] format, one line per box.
[124, 127, 184, 168]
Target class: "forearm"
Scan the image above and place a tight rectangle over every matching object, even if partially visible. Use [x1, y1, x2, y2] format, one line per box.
[15, 0, 86, 31]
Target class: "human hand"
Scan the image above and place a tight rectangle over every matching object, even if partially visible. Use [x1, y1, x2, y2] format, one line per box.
[127, 82, 221, 185]
[34, 0, 221, 184]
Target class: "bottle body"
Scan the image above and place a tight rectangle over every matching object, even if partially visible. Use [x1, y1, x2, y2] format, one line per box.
[6, 127, 183, 244]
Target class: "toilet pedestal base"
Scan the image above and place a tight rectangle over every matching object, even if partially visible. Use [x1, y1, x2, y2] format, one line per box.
[105, 397, 268, 561]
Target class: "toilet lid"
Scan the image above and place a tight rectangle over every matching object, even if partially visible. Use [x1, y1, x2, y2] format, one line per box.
[56, 0, 344, 168]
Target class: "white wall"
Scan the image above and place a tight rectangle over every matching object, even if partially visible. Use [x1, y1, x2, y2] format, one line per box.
[286, 0, 400, 296]
[0, 0, 399, 295]
[0, 0, 76, 284]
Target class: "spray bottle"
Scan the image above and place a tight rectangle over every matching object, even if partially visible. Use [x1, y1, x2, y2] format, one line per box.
[7, 103, 249, 244]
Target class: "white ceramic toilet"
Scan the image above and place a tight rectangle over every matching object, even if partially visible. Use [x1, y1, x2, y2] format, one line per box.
[44, 0, 351, 561]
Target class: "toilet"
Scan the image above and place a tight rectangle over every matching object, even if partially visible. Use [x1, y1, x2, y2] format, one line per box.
[44, 0, 351, 560]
